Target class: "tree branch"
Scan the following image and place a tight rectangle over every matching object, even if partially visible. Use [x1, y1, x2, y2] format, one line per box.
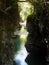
[5, 6, 12, 11]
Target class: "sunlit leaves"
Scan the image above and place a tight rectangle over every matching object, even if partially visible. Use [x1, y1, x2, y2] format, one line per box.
[18, 2, 34, 21]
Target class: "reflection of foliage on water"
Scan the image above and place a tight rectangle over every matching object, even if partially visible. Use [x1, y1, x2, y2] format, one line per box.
[20, 26, 28, 45]
[13, 35, 21, 54]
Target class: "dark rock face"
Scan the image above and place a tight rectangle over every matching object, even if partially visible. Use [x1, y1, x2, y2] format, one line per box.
[25, 10, 48, 65]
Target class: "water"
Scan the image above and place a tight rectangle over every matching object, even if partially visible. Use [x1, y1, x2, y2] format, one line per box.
[14, 44, 28, 65]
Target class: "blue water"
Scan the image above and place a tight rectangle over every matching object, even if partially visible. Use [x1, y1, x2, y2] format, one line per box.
[14, 44, 28, 65]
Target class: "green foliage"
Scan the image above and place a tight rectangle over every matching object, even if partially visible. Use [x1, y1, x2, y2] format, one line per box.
[0, 0, 20, 32]
[18, 2, 34, 21]
[0, 0, 20, 65]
